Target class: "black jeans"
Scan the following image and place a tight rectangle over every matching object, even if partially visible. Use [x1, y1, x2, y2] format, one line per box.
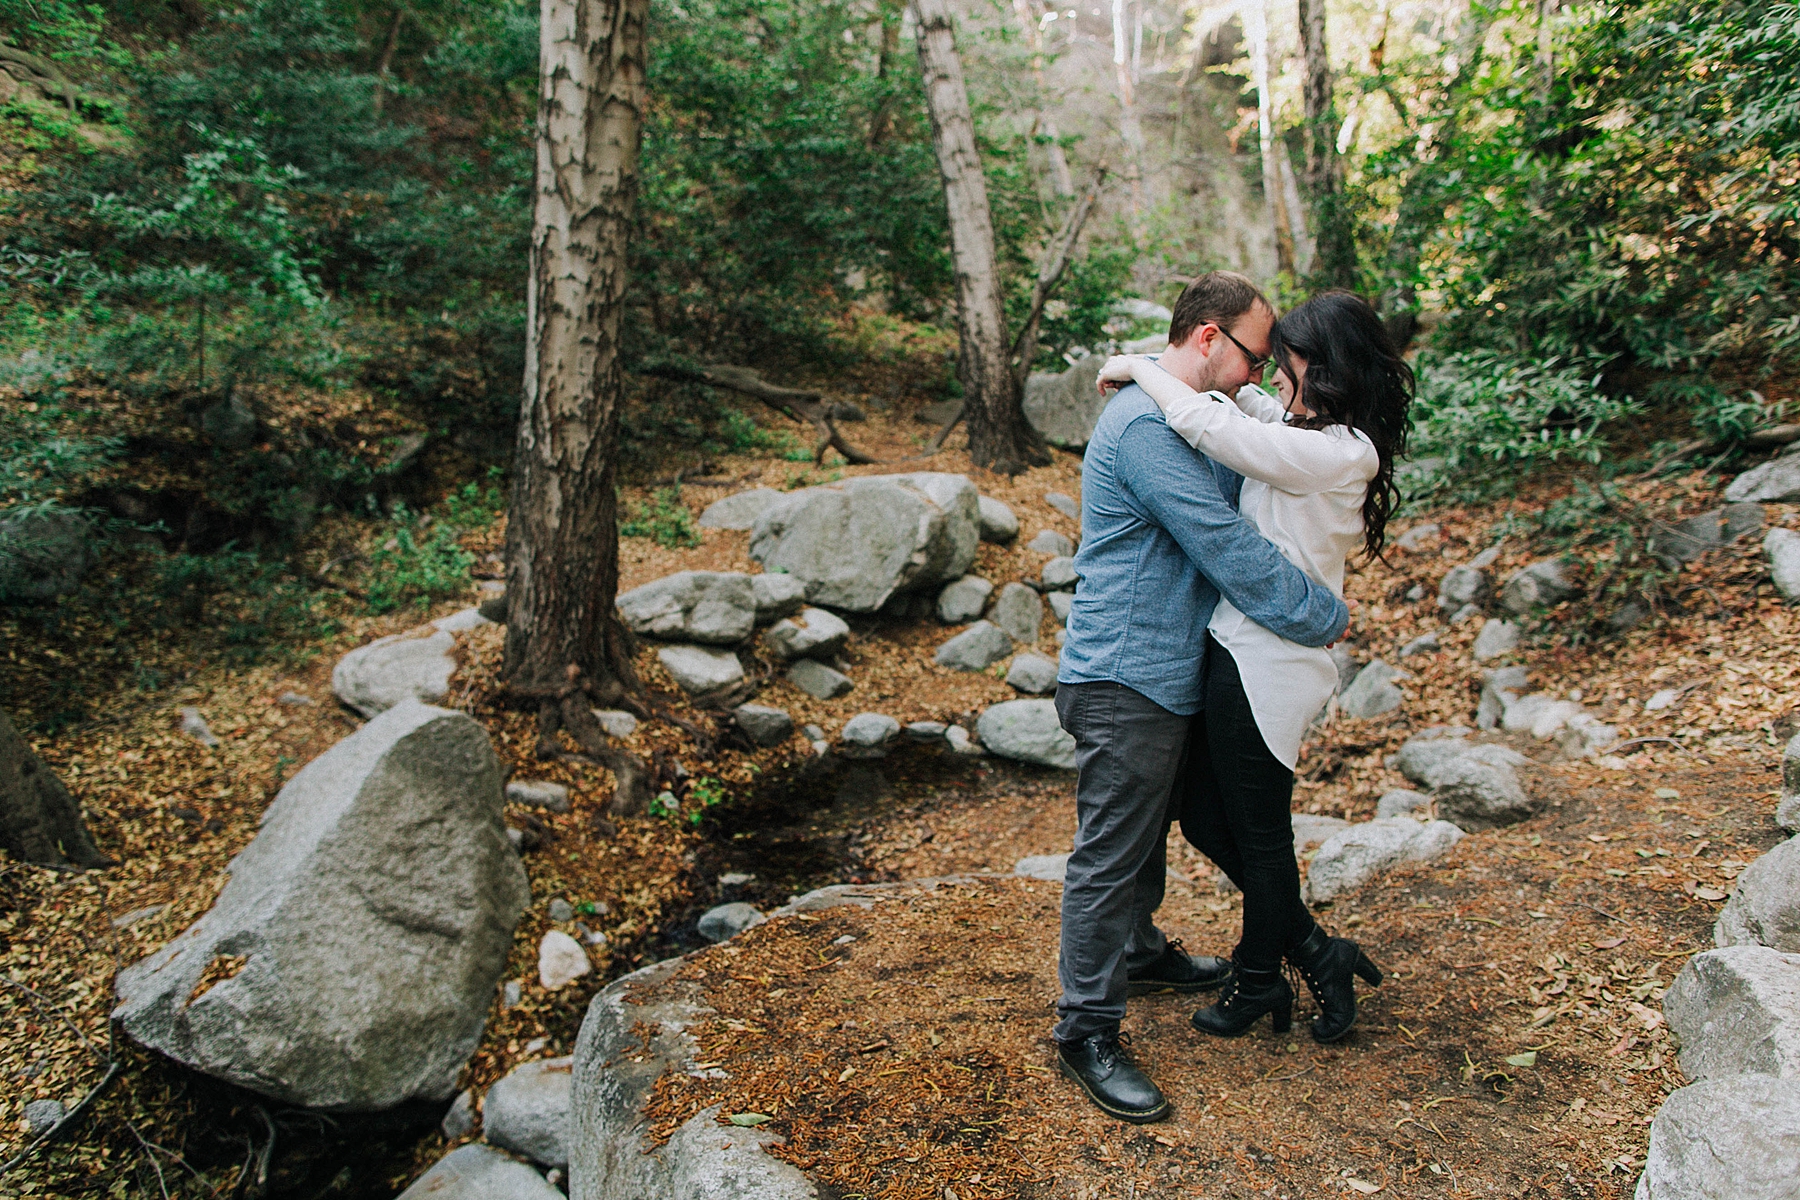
[1180, 635, 1317, 974]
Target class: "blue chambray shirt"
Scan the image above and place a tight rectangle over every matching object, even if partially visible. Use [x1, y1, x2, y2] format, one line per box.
[1056, 385, 1349, 715]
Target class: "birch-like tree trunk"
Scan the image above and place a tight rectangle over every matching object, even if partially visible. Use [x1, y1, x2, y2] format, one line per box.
[504, 0, 654, 812]
[1012, 0, 1074, 196]
[1298, 0, 1357, 288]
[1111, 0, 1147, 223]
[1246, 0, 1295, 275]
[912, 0, 1047, 474]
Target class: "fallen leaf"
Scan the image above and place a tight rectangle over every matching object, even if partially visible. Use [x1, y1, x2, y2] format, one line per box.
[728, 1112, 773, 1127]
[1505, 1052, 1538, 1067]
[1346, 1180, 1383, 1194]
[1594, 937, 1627, 949]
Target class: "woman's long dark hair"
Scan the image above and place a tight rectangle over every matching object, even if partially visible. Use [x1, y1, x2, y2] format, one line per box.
[1270, 291, 1413, 560]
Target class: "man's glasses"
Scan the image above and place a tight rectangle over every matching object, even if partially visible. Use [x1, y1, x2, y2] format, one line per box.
[1214, 326, 1271, 377]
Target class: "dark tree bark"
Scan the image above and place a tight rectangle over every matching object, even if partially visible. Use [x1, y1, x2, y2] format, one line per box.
[1298, 0, 1357, 290]
[503, 0, 653, 815]
[1, 709, 109, 868]
[912, 0, 1049, 475]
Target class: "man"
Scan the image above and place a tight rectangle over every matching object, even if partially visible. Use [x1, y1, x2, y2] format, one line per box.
[1053, 271, 1349, 1122]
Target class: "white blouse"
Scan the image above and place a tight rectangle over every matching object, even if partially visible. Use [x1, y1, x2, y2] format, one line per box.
[1131, 365, 1378, 769]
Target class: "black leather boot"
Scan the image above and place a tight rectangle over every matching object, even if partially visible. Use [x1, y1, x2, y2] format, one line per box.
[1056, 1032, 1170, 1123]
[1127, 938, 1232, 995]
[1287, 925, 1383, 1043]
[1189, 960, 1293, 1037]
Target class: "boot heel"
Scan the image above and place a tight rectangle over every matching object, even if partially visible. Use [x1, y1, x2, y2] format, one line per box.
[1354, 952, 1383, 988]
[1270, 1004, 1292, 1035]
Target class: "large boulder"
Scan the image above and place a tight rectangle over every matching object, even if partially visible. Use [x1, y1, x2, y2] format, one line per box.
[1634, 1074, 1800, 1200]
[1663, 947, 1800, 1080]
[332, 627, 460, 718]
[1303, 818, 1465, 903]
[112, 702, 530, 1111]
[1715, 836, 1800, 953]
[570, 959, 820, 1200]
[698, 488, 784, 531]
[748, 473, 979, 612]
[976, 700, 1076, 769]
[616, 571, 756, 645]
[1392, 732, 1537, 829]
[1499, 558, 1578, 614]
[751, 573, 807, 624]
[1779, 732, 1800, 834]
[1725, 455, 1800, 504]
[1767, 528, 1800, 604]
[1, 706, 109, 868]
[484, 1057, 575, 1170]
[397, 1143, 565, 1200]
[1022, 354, 1110, 450]
[0, 508, 91, 602]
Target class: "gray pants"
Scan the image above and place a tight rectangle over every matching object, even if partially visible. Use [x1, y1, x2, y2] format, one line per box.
[1053, 680, 1193, 1042]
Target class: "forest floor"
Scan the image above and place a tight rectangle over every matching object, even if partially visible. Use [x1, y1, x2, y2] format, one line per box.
[2, 386, 1797, 1198]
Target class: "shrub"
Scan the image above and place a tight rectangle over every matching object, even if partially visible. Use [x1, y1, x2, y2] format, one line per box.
[363, 512, 475, 614]
[619, 487, 701, 549]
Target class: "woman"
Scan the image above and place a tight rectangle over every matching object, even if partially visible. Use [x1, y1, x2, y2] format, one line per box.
[1096, 291, 1412, 1043]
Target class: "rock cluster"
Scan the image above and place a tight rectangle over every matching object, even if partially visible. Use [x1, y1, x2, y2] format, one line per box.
[1391, 729, 1538, 829]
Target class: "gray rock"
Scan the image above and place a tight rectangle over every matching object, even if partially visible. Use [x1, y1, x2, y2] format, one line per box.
[1028, 530, 1074, 557]
[1393, 733, 1537, 830]
[441, 1088, 477, 1140]
[1437, 564, 1490, 612]
[1449, 602, 1482, 625]
[198, 391, 259, 449]
[763, 607, 850, 661]
[1291, 813, 1351, 850]
[1663, 947, 1800, 1080]
[0, 509, 91, 602]
[802, 723, 825, 742]
[975, 700, 1076, 769]
[697, 902, 766, 943]
[1726, 501, 1768, 540]
[1500, 558, 1578, 614]
[1330, 644, 1361, 695]
[1398, 632, 1439, 658]
[656, 644, 745, 696]
[977, 496, 1019, 543]
[507, 780, 570, 814]
[936, 574, 993, 624]
[332, 627, 459, 718]
[549, 898, 575, 923]
[503, 980, 522, 1009]
[786, 659, 853, 700]
[592, 709, 638, 739]
[1557, 712, 1619, 759]
[990, 582, 1044, 644]
[617, 571, 756, 645]
[1048, 591, 1073, 623]
[1633, 1074, 1800, 1200]
[944, 725, 983, 756]
[1780, 732, 1800, 834]
[1014, 853, 1070, 882]
[1040, 556, 1079, 591]
[1715, 836, 1800, 953]
[1337, 659, 1406, 720]
[111, 703, 529, 1110]
[23, 1097, 64, 1137]
[841, 712, 899, 748]
[698, 488, 784, 530]
[1376, 789, 1433, 818]
[1725, 455, 1800, 504]
[570, 960, 819, 1200]
[435, 608, 493, 634]
[1405, 584, 1426, 602]
[1767, 529, 1800, 603]
[180, 707, 220, 748]
[732, 704, 793, 747]
[1022, 354, 1110, 450]
[111, 905, 167, 929]
[538, 930, 590, 990]
[1005, 653, 1059, 694]
[397, 1143, 564, 1200]
[1502, 693, 1585, 739]
[483, 1056, 574, 1169]
[749, 473, 979, 612]
[904, 720, 948, 741]
[1609, 599, 1652, 634]
[934, 621, 1014, 671]
[1477, 666, 1530, 729]
[1395, 523, 1440, 552]
[1045, 492, 1079, 520]
[879, 591, 934, 620]
[750, 572, 807, 624]
[1303, 819, 1465, 903]
[1472, 618, 1521, 662]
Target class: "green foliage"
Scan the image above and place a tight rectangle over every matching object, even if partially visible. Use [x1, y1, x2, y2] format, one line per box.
[151, 546, 338, 651]
[441, 467, 509, 530]
[363, 509, 475, 614]
[619, 487, 701, 549]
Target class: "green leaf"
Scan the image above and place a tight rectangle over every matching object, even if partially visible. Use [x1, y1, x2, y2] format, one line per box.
[1504, 1051, 1538, 1068]
[727, 1112, 773, 1127]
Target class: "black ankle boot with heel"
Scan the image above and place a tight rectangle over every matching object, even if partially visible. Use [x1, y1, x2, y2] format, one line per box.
[1287, 926, 1382, 1043]
[1189, 958, 1293, 1037]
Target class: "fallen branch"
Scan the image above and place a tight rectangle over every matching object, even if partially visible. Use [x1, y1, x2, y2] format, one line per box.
[642, 362, 881, 465]
[1635, 421, 1800, 478]
[0, 1060, 122, 1177]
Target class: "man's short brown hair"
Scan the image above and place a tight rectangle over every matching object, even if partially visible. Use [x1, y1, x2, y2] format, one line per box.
[1167, 271, 1270, 347]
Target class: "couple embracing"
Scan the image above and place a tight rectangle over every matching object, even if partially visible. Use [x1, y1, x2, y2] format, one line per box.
[1052, 271, 1413, 1122]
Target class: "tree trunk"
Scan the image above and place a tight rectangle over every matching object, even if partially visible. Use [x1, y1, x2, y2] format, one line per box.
[1011, 0, 1074, 196]
[505, 0, 654, 812]
[1111, 0, 1147, 225]
[911, 0, 1047, 474]
[1, 708, 109, 868]
[1298, 0, 1357, 289]
[1246, 0, 1295, 275]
